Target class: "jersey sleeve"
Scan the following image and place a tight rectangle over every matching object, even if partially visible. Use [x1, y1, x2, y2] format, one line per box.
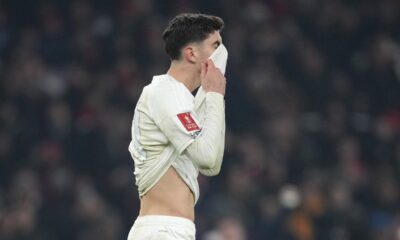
[149, 85, 201, 154]
[198, 101, 225, 176]
[148, 82, 225, 174]
[184, 92, 225, 172]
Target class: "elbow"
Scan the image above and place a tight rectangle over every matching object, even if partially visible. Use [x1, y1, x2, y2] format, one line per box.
[210, 168, 221, 176]
[196, 151, 218, 170]
[201, 166, 221, 176]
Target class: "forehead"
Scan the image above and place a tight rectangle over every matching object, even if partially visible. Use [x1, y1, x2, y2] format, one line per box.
[204, 31, 222, 44]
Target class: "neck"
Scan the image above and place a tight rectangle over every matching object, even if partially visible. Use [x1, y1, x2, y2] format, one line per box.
[167, 61, 199, 92]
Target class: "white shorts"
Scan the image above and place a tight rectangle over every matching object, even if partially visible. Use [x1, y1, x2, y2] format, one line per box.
[127, 215, 196, 240]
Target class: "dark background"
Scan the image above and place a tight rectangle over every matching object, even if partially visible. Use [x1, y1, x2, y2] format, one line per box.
[0, 0, 399, 239]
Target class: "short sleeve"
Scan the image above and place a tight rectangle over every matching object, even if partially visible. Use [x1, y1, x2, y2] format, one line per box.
[149, 84, 202, 154]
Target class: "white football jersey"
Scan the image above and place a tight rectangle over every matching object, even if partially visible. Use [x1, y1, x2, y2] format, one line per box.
[129, 74, 226, 203]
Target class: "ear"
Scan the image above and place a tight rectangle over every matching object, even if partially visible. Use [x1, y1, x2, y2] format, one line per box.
[182, 45, 198, 63]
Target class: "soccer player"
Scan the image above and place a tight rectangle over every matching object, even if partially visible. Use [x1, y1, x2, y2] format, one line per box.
[127, 13, 227, 240]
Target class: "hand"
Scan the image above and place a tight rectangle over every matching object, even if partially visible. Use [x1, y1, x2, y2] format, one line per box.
[200, 59, 226, 96]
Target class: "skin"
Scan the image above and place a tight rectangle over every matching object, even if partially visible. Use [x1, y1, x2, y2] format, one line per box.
[139, 30, 226, 221]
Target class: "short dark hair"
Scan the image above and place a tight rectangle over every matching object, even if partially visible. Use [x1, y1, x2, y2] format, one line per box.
[162, 13, 224, 60]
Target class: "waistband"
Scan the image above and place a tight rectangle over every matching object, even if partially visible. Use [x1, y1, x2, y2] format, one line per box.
[134, 215, 195, 230]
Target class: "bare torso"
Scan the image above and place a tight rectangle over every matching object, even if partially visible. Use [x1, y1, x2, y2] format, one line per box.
[139, 167, 195, 221]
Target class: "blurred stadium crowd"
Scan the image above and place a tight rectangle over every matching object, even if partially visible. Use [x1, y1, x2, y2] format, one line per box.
[0, 0, 399, 239]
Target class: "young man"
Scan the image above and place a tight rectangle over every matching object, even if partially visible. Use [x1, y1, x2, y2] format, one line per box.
[127, 13, 227, 240]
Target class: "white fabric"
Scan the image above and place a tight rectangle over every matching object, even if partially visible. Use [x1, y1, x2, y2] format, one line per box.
[127, 215, 196, 240]
[209, 43, 228, 75]
[188, 92, 225, 176]
[128, 74, 225, 203]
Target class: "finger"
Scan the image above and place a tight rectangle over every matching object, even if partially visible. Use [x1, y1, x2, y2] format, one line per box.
[206, 59, 215, 70]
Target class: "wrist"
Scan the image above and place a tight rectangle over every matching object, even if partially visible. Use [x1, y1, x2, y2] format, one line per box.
[203, 89, 225, 96]
[206, 92, 224, 104]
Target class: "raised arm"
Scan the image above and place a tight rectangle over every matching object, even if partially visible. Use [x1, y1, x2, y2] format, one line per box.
[150, 60, 226, 175]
